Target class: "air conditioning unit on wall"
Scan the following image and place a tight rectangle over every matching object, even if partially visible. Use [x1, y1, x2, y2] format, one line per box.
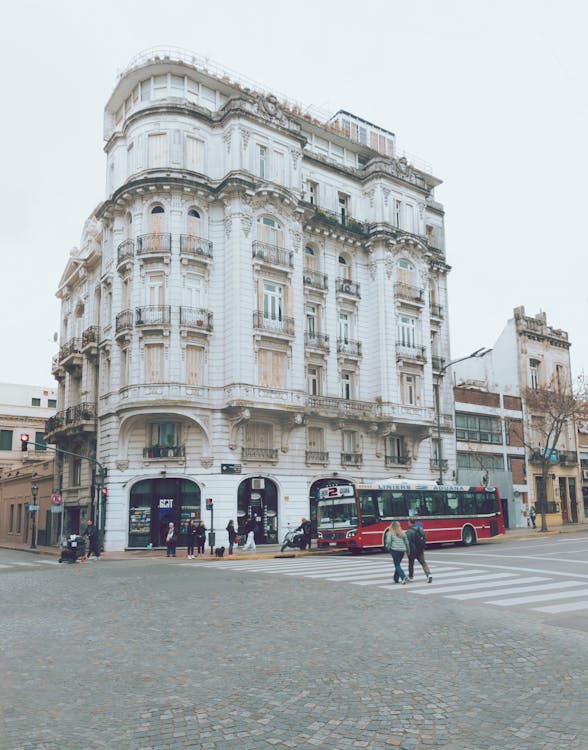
[251, 478, 265, 490]
[582, 469, 588, 480]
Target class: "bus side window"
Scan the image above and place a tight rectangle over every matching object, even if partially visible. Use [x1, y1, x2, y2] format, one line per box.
[446, 492, 459, 515]
[476, 492, 495, 514]
[406, 492, 423, 517]
[461, 492, 476, 514]
[426, 491, 448, 515]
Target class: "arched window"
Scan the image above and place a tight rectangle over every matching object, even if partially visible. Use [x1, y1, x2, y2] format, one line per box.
[257, 216, 283, 247]
[338, 255, 351, 279]
[304, 246, 317, 270]
[187, 208, 202, 237]
[150, 205, 165, 234]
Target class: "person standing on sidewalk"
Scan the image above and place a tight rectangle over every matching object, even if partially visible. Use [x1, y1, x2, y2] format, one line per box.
[529, 506, 537, 529]
[195, 520, 207, 557]
[186, 519, 197, 559]
[386, 521, 409, 584]
[226, 520, 237, 556]
[295, 517, 312, 550]
[242, 517, 257, 552]
[165, 522, 177, 558]
[406, 518, 432, 583]
[82, 519, 100, 560]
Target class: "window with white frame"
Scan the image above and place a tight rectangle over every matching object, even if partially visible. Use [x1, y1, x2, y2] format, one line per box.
[342, 430, 358, 452]
[307, 180, 318, 205]
[397, 315, 418, 348]
[341, 371, 354, 400]
[306, 304, 318, 338]
[307, 426, 325, 452]
[386, 436, 407, 462]
[257, 216, 283, 247]
[244, 422, 273, 449]
[529, 359, 540, 390]
[401, 373, 419, 405]
[307, 365, 322, 396]
[273, 151, 285, 183]
[338, 193, 349, 224]
[263, 281, 284, 329]
[146, 273, 165, 306]
[397, 259, 415, 286]
[150, 422, 178, 448]
[338, 255, 351, 279]
[258, 145, 267, 178]
[304, 246, 317, 270]
[183, 272, 203, 308]
[404, 203, 415, 233]
[338, 312, 351, 343]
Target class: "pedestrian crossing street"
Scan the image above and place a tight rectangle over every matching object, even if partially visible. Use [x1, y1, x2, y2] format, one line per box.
[199, 556, 588, 616]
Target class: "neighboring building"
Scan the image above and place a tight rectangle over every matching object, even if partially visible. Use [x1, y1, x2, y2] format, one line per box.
[0, 383, 57, 471]
[453, 385, 528, 528]
[577, 419, 588, 520]
[0, 459, 56, 547]
[454, 306, 582, 527]
[46, 48, 452, 551]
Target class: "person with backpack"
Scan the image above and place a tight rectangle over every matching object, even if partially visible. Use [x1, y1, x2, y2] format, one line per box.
[406, 517, 432, 583]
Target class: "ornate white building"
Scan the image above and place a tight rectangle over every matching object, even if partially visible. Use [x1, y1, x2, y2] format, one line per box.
[46, 48, 453, 551]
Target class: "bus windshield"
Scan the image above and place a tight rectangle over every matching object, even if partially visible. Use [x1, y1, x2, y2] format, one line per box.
[317, 498, 358, 528]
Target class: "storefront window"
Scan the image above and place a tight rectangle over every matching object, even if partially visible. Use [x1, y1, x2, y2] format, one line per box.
[128, 478, 201, 548]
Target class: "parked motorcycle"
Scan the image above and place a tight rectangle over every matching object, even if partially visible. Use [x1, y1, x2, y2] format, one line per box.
[280, 527, 305, 552]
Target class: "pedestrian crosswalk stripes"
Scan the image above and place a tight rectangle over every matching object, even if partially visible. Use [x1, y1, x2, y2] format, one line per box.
[0, 559, 59, 571]
[203, 555, 588, 616]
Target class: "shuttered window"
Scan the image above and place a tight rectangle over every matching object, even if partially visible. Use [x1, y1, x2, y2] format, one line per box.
[145, 344, 164, 383]
[185, 346, 204, 385]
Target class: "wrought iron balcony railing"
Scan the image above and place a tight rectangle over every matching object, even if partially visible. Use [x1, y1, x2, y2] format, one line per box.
[385, 454, 411, 467]
[305, 332, 329, 350]
[396, 343, 427, 362]
[180, 307, 213, 331]
[252, 241, 294, 268]
[253, 311, 295, 336]
[306, 451, 329, 464]
[180, 234, 213, 259]
[341, 452, 363, 466]
[394, 282, 424, 303]
[303, 269, 328, 290]
[59, 338, 81, 361]
[81, 326, 99, 349]
[143, 445, 186, 459]
[337, 338, 362, 356]
[135, 305, 172, 326]
[136, 233, 172, 255]
[431, 356, 445, 371]
[336, 277, 361, 297]
[115, 309, 133, 334]
[117, 239, 134, 264]
[241, 447, 279, 461]
[430, 303, 443, 318]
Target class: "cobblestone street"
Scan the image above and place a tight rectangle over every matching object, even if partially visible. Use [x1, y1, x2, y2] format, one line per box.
[1, 555, 587, 750]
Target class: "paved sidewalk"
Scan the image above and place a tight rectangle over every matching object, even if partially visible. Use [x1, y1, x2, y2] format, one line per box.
[2, 523, 587, 562]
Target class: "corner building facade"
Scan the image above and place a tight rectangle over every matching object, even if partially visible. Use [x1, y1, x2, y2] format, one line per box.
[47, 49, 452, 550]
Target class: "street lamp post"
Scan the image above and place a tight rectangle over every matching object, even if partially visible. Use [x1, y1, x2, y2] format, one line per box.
[435, 348, 492, 485]
[30, 483, 38, 549]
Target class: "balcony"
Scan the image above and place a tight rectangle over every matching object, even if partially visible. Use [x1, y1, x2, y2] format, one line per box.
[307, 396, 374, 418]
[59, 338, 82, 370]
[180, 234, 213, 261]
[253, 311, 295, 337]
[136, 233, 172, 257]
[45, 402, 96, 438]
[396, 343, 427, 363]
[303, 269, 328, 291]
[306, 450, 329, 464]
[337, 338, 362, 357]
[180, 307, 213, 332]
[81, 326, 99, 356]
[336, 277, 360, 298]
[242, 447, 279, 462]
[309, 207, 367, 236]
[385, 454, 411, 467]
[394, 282, 424, 304]
[51, 354, 65, 380]
[430, 458, 449, 471]
[252, 241, 294, 270]
[558, 450, 578, 465]
[135, 305, 171, 330]
[341, 452, 363, 466]
[117, 239, 134, 268]
[143, 444, 186, 459]
[115, 309, 133, 338]
[305, 332, 329, 351]
[431, 355, 445, 371]
[430, 303, 444, 318]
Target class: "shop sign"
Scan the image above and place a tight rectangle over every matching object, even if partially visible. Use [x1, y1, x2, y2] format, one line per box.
[159, 498, 174, 508]
[221, 463, 242, 474]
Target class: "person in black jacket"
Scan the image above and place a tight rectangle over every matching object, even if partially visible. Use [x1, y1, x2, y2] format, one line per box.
[406, 518, 432, 583]
[296, 517, 312, 551]
[82, 519, 100, 560]
[195, 520, 207, 557]
[186, 519, 197, 559]
[226, 519, 237, 556]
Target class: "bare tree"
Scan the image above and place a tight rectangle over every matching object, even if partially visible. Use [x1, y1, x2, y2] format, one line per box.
[518, 375, 588, 532]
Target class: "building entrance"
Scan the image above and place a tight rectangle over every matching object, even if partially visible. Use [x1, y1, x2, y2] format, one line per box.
[128, 478, 201, 548]
[237, 477, 278, 544]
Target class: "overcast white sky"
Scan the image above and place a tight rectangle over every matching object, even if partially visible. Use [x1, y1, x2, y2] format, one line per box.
[2, 0, 587, 387]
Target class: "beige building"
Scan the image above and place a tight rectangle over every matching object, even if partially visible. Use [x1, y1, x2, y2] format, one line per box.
[0, 383, 57, 471]
[454, 306, 582, 527]
[0, 460, 56, 547]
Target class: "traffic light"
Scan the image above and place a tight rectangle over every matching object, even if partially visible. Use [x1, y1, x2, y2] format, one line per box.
[101, 487, 108, 500]
[205, 498, 213, 510]
[20, 433, 30, 452]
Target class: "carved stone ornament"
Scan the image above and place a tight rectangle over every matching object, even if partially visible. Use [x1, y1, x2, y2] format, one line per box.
[384, 255, 394, 278]
[382, 188, 391, 208]
[116, 460, 129, 471]
[240, 213, 253, 238]
[240, 128, 251, 151]
[368, 261, 378, 281]
[229, 408, 251, 450]
[224, 215, 233, 239]
[290, 148, 301, 170]
[224, 131, 232, 154]
[200, 456, 214, 469]
[366, 188, 376, 208]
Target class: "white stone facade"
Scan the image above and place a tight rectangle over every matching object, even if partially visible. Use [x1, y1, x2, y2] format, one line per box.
[47, 49, 452, 550]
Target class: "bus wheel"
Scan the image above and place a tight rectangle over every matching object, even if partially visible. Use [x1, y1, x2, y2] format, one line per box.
[461, 526, 477, 546]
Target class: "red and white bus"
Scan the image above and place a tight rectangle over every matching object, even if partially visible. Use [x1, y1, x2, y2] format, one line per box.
[315, 479, 505, 552]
